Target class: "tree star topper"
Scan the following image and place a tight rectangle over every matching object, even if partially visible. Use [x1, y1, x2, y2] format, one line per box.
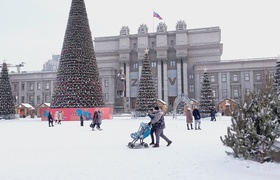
[204, 66, 208, 73]
[144, 48, 149, 55]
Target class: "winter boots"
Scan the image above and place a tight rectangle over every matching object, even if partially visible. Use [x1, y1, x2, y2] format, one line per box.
[187, 124, 193, 130]
[152, 144, 159, 148]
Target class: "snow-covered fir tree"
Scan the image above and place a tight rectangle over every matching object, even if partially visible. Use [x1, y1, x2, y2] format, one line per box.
[135, 49, 157, 114]
[273, 58, 280, 92]
[221, 72, 280, 162]
[51, 0, 104, 108]
[0, 62, 16, 119]
[199, 68, 215, 117]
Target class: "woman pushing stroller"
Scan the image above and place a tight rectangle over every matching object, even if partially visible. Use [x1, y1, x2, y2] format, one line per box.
[147, 106, 172, 148]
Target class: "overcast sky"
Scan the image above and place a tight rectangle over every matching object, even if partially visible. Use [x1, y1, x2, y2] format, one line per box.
[1, 0, 279, 71]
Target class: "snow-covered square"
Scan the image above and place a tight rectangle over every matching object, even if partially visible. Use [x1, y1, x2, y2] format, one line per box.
[0, 115, 279, 180]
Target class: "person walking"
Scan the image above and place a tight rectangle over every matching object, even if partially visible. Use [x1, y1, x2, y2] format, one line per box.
[57, 111, 63, 124]
[186, 107, 193, 130]
[148, 106, 172, 148]
[54, 111, 58, 124]
[193, 106, 201, 130]
[91, 110, 103, 131]
[147, 112, 156, 145]
[80, 114, 84, 126]
[48, 112, 54, 127]
[210, 108, 217, 121]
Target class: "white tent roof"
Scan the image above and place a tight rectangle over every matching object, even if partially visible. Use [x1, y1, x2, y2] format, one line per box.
[19, 103, 34, 109]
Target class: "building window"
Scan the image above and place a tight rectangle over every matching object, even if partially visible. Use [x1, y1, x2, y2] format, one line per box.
[13, 84, 18, 91]
[105, 93, 109, 101]
[256, 73, 261, 81]
[233, 89, 239, 98]
[133, 43, 137, 49]
[132, 63, 138, 69]
[21, 96, 25, 103]
[152, 42, 155, 48]
[151, 62, 157, 68]
[21, 84, 25, 91]
[170, 40, 174, 46]
[233, 74, 238, 82]
[221, 74, 227, 82]
[29, 83, 34, 90]
[189, 85, 194, 93]
[105, 80, 109, 87]
[45, 95, 50, 102]
[189, 75, 194, 79]
[46, 83, 50, 90]
[29, 95, 34, 104]
[170, 60, 175, 67]
[244, 73, 250, 81]
[222, 89, 227, 98]
[210, 75, 215, 83]
[14, 95, 18, 104]
[200, 75, 204, 83]
[37, 95, 41, 104]
[37, 83, 41, 90]
[245, 88, 250, 96]
[212, 89, 216, 98]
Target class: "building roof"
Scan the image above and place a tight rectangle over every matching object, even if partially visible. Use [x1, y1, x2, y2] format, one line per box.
[17, 103, 34, 109]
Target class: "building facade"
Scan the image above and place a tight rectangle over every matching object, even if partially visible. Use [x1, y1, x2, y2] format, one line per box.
[6, 21, 278, 112]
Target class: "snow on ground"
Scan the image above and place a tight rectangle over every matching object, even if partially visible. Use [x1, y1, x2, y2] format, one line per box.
[0, 115, 279, 180]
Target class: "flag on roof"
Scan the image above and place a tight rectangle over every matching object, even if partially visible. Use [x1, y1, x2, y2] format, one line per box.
[153, 11, 162, 20]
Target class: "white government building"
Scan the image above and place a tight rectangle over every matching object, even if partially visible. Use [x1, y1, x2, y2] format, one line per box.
[7, 21, 278, 112]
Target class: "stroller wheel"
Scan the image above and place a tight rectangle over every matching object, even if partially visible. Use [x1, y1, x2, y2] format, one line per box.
[127, 142, 135, 148]
[143, 143, 149, 148]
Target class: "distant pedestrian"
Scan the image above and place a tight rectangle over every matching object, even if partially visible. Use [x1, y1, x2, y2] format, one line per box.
[210, 108, 216, 121]
[193, 106, 201, 130]
[54, 111, 58, 124]
[58, 111, 63, 124]
[48, 112, 54, 127]
[91, 110, 103, 131]
[80, 114, 84, 126]
[148, 106, 172, 148]
[186, 107, 193, 130]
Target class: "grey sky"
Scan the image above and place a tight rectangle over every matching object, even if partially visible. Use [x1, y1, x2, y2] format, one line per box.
[1, 0, 279, 71]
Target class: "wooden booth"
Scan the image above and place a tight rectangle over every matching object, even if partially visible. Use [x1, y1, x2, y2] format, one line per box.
[37, 103, 50, 118]
[15, 103, 35, 118]
[218, 98, 237, 116]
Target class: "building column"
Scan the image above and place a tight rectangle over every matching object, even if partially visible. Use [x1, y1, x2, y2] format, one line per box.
[176, 58, 182, 95]
[163, 60, 168, 104]
[157, 59, 162, 99]
[138, 60, 142, 80]
[182, 59, 188, 94]
[125, 62, 130, 98]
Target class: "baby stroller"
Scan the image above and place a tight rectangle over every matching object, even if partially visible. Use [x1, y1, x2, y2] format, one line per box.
[127, 122, 151, 149]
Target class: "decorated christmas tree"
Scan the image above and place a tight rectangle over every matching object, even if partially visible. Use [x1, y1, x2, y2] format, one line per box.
[273, 58, 280, 92]
[0, 62, 16, 119]
[221, 73, 280, 162]
[135, 49, 157, 114]
[199, 68, 215, 117]
[51, 0, 104, 108]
